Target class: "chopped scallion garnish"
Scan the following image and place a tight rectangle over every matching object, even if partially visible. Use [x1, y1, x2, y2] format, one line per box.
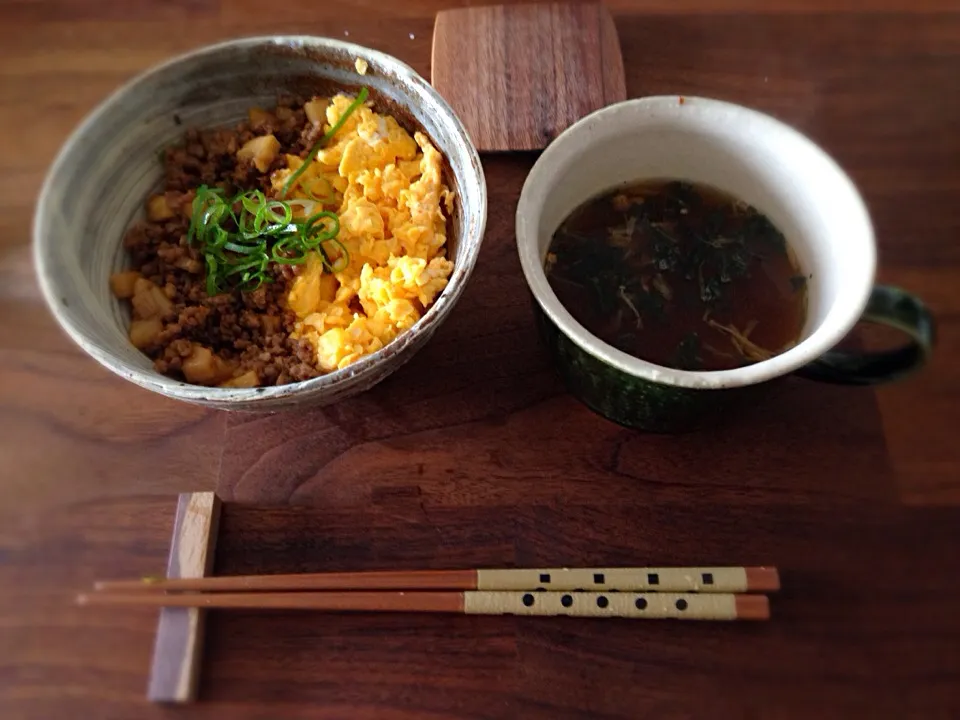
[187, 186, 348, 296]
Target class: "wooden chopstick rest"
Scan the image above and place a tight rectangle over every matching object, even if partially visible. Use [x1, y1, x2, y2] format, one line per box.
[430, 2, 627, 152]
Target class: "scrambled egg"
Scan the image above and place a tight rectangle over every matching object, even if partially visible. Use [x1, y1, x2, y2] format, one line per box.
[274, 93, 456, 373]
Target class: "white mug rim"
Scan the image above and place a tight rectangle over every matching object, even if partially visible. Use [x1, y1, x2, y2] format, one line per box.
[515, 95, 876, 391]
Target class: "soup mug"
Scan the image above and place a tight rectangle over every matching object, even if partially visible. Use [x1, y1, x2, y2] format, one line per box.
[516, 96, 935, 432]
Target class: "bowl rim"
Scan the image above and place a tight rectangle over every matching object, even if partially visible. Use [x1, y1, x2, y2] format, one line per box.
[515, 95, 876, 391]
[33, 34, 487, 404]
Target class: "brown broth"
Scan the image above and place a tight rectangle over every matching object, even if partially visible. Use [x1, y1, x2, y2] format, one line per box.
[545, 180, 808, 371]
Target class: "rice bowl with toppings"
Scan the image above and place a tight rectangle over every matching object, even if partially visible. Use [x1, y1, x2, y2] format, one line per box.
[33, 36, 487, 410]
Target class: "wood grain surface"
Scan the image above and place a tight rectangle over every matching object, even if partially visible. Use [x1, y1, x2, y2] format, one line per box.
[2, 1, 960, 719]
[432, 3, 626, 150]
[4, 498, 960, 718]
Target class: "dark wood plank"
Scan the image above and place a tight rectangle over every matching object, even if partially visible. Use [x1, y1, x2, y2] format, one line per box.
[0, 304, 226, 519]
[431, 3, 626, 150]
[0, 497, 176, 720]
[221, 0, 960, 18]
[2, 0, 217, 22]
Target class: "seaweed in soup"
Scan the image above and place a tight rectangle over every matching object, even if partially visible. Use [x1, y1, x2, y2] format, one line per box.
[545, 180, 808, 372]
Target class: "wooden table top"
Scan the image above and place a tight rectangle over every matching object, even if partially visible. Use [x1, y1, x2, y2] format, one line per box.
[2, 2, 959, 718]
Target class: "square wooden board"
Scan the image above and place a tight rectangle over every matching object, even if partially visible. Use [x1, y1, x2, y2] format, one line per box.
[431, 2, 626, 152]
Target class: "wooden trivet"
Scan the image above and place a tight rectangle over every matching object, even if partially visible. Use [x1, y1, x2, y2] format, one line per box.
[430, 2, 626, 151]
[147, 492, 221, 703]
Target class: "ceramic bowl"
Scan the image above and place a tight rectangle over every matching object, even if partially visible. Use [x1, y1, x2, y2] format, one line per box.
[516, 96, 934, 432]
[34, 36, 486, 411]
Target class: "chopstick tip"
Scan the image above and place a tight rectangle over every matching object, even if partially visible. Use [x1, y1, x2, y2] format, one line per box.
[735, 594, 770, 620]
[745, 566, 780, 592]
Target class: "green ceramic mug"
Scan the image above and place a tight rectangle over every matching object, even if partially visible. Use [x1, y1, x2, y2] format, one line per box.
[515, 97, 935, 432]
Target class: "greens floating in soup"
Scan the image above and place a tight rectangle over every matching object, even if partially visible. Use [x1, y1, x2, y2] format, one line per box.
[544, 180, 808, 372]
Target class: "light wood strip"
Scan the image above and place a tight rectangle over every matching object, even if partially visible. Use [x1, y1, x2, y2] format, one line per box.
[146, 492, 221, 704]
[81, 590, 467, 613]
[95, 568, 479, 593]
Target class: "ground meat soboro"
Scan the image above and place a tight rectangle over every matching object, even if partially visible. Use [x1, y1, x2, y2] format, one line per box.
[110, 95, 322, 387]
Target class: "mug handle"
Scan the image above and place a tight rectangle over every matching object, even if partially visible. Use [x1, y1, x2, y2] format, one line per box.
[795, 285, 935, 385]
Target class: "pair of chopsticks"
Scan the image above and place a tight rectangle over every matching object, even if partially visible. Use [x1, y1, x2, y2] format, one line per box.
[78, 566, 779, 621]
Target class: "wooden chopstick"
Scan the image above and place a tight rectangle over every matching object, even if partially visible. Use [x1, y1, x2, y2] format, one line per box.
[77, 590, 770, 621]
[93, 566, 779, 594]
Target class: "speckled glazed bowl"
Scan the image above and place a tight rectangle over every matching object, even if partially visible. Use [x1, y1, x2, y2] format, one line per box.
[517, 96, 934, 432]
[34, 36, 486, 411]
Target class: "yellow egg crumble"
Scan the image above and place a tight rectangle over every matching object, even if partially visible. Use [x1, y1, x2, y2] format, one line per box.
[273, 93, 456, 373]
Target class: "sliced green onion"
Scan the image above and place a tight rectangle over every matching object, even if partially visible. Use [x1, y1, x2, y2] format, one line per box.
[303, 211, 340, 246]
[264, 200, 292, 225]
[271, 236, 309, 265]
[204, 253, 221, 297]
[240, 190, 266, 214]
[224, 241, 262, 255]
